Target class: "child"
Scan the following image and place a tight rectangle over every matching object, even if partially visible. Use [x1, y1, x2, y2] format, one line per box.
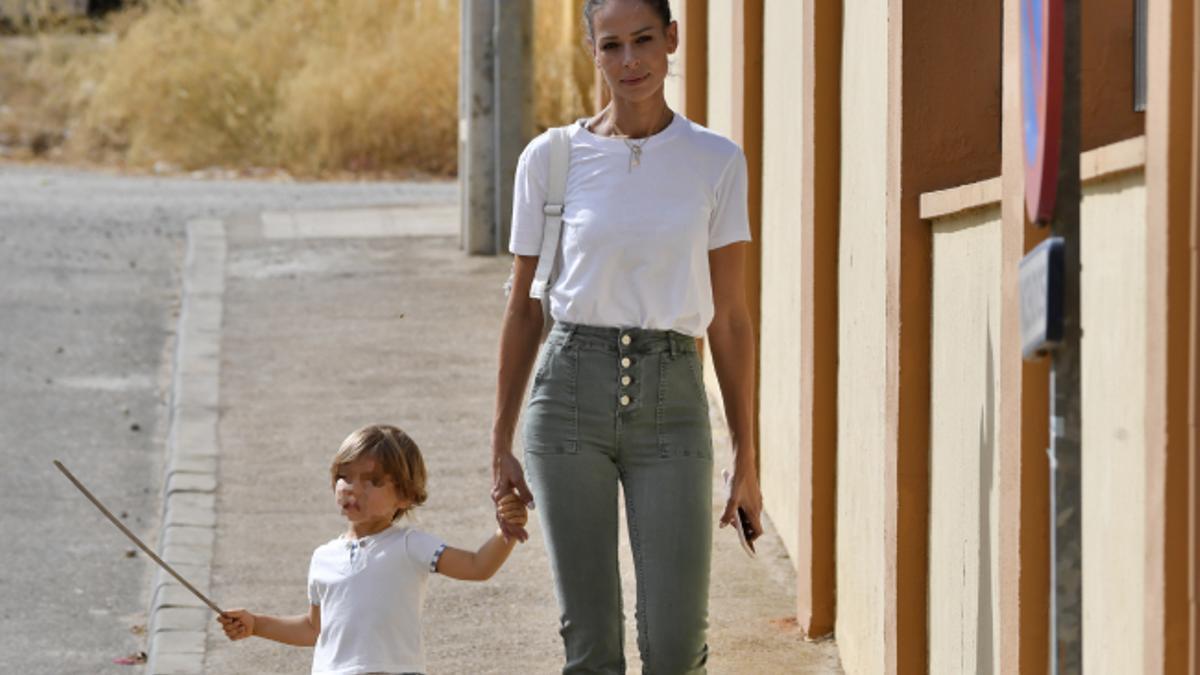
[217, 423, 528, 675]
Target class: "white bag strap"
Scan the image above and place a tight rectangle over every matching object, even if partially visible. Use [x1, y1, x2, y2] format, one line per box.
[530, 126, 571, 300]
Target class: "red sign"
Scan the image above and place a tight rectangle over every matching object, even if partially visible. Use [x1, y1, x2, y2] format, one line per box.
[1021, 0, 1064, 223]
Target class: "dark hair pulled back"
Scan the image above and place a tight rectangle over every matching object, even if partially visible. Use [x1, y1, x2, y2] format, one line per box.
[582, 0, 673, 42]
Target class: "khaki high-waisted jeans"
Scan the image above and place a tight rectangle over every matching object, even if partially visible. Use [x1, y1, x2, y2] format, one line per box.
[524, 322, 713, 675]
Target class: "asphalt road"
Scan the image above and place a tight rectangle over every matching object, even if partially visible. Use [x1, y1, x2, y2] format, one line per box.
[0, 163, 453, 674]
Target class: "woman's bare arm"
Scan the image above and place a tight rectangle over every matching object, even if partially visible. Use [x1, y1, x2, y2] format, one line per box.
[490, 255, 545, 541]
[706, 242, 764, 539]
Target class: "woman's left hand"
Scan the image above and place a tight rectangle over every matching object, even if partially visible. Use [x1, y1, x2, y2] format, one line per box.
[720, 463, 764, 543]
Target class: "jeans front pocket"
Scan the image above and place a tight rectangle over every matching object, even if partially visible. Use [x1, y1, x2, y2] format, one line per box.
[656, 351, 713, 460]
[523, 340, 580, 454]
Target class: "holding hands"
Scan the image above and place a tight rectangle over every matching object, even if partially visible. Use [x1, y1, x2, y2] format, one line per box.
[495, 492, 529, 540]
[491, 452, 535, 542]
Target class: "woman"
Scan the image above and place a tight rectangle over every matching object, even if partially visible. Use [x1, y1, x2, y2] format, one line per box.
[490, 0, 763, 672]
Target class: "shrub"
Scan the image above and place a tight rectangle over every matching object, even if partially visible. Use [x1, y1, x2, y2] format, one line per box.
[57, 0, 595, 176]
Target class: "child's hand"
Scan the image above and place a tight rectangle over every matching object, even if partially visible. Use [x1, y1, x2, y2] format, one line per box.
[496, 493, 528, 536]
[217, 609, 255, 641]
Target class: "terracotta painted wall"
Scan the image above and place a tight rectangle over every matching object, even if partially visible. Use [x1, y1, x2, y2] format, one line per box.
[1080, 169, 1148, 674]
[926, 206, 1002, 674]
[758, 0, 805, 567]
[1080, 0, 1144, 151]
[836, 0, 890, 671]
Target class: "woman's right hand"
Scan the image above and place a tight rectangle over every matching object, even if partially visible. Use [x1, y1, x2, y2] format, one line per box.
[217, 609, 255, 641]
[491, 255, 542, 543]
[491, 451, 534, 542]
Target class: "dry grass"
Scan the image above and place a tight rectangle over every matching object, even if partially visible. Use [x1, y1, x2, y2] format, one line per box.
[80, 0, 462, 176]
[1, 1, 97, 35]
[533, 1, 596, 131]
[0, 35, 110, 160]
[0, 0, 595, 177]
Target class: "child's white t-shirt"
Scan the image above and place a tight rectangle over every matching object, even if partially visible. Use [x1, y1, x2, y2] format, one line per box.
[508, 113, 751, 338]
[307, 524, 446, 675]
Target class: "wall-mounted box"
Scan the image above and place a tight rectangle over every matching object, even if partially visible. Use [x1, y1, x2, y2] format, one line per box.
[1019, 236, 1066, 360]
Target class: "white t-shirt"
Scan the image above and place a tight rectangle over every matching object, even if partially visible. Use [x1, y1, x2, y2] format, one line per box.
[508, 113, 751, 337]
[307, 524, 446, 675]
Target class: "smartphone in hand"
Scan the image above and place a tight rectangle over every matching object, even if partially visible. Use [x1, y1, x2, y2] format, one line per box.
[721, 469, 757, 559]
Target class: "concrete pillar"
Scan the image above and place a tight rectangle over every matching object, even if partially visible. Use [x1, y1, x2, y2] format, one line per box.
[493, 0, 534, 256]
[679, 0, 708, 125]
[1144, 0, 1196, 670]
[1000, 0, 1052, 671]
[730, 0, 763, 459]
[795, 0, 839, 640]
[460, 0, 497, 254]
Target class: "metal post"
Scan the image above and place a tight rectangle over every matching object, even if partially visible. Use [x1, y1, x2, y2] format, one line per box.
[493, 0, 533, 255]
[1049, 0, 1082, 671]
[460, 0, 497, 254]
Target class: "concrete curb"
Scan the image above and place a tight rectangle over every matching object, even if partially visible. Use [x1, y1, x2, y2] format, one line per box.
[146, 219, 225, 675]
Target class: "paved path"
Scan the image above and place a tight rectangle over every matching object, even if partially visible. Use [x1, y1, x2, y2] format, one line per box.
[0, 164, 445, 674]
[186, 205, 842, 673]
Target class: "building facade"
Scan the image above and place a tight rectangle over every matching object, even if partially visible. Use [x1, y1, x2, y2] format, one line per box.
[655, 1, 1199, 672]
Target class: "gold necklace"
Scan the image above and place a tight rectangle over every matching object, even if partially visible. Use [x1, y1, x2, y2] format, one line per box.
[610, 108, 672, 173]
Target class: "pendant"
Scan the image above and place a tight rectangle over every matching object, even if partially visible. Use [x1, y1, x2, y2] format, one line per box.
[629, 145, 642, 172]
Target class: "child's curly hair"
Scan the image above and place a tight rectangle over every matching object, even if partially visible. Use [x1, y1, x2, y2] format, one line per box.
[331, 424, 428, 520]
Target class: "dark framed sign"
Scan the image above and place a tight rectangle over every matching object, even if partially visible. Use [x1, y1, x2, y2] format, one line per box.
[1020, 0, 1064, 224]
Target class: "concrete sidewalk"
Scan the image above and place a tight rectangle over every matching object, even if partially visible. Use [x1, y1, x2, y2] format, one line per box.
[174, 202, 840, 673]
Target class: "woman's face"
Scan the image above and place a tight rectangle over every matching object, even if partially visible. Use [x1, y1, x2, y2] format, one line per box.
[590, 0, 678, 104]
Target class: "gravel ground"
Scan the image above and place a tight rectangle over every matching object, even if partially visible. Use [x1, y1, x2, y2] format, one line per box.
[200, 217, 842, 674]
[0, 161, 454, 674]
[0, 162, 842, 674]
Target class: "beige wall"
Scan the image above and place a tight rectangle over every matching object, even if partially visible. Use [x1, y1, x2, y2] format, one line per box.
[705, 0, 734, 138]
[836, 0, 889, 671]
[1080, 169, 1148, 674]
[664, 64, 685, 112]
[757, 0, 805, 567]
[663, 1, 686, 114]
[699, 1, 734, 425]
[927, 206, 1002, 674]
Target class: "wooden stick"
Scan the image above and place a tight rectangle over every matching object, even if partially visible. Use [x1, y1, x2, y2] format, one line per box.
[53, 460, 228, 618]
